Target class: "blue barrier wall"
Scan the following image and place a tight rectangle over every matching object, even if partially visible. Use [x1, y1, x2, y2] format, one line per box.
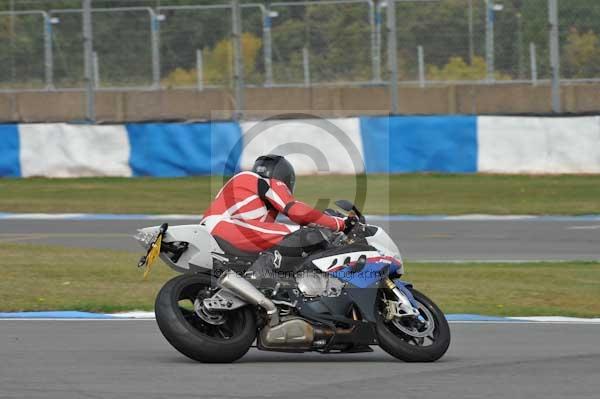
[127, 122, 242, 177]
[360, 116, 478, 173]
[0, 125, 21, 177]
[2, 116, 599, 177]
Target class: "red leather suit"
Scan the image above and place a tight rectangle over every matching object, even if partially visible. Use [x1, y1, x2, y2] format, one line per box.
[201, 172, 345, 252]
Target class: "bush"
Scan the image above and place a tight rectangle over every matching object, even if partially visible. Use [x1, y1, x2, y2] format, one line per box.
[162, 33, 262, 88]
[563, 28, 600, 79]
[427, 56, 511, 81]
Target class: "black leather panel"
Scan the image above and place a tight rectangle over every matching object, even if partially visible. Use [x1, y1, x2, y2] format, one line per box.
[213, 236, 261, 257]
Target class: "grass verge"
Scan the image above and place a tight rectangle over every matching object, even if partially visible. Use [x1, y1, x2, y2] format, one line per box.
[1, 174, 600, 215]
[404, 262, 600, 318]
[1, 243, 599, 317]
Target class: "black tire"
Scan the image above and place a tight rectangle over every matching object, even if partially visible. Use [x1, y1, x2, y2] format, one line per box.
[376, 289, 450, 362]
[155, 273, 256, 363]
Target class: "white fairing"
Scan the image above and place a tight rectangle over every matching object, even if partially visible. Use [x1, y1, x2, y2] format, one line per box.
[135, 223, 402, 275]
[365, 226, 402, 261]
[311, 226, 403, 273]
[135, 225, 223, 273]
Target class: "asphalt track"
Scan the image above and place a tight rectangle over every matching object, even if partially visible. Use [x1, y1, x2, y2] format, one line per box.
[1, 218, 599, 261]
[0, 320, 598, 399]
[1, 221, 598, 399]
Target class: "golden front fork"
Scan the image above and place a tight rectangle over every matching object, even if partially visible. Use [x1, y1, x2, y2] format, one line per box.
[383, 278, 396, 290]
[383, 278, 420, 317]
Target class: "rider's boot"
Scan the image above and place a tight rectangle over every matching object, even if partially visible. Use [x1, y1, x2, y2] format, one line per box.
[243, 251, 280, 293]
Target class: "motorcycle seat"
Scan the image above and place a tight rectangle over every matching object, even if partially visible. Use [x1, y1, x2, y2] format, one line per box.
[213, 236, 260, 258]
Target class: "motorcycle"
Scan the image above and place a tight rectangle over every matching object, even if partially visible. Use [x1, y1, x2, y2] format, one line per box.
[134, 200, 450, 363]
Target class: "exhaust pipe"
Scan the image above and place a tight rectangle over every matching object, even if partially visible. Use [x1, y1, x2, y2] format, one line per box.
[217, 271, 279, 326]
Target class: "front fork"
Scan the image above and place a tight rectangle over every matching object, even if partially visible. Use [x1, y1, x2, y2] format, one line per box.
[383, 278, 420, 318]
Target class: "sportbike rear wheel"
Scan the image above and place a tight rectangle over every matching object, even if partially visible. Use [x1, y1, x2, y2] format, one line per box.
[155, 273, 256, 363]
[376, 288, 450, 362]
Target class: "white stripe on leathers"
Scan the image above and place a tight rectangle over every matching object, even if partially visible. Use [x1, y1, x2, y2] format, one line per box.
[222, 218, 298, 235]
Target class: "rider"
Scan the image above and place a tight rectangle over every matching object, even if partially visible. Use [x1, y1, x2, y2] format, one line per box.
[201, 154, 357, 276]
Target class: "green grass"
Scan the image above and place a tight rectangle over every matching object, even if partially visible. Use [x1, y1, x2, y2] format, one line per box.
[1, 174, 600, 215]
[404, 262, 600, 318]
[1, 243, 599, 317]
[0, 243, 176, 313]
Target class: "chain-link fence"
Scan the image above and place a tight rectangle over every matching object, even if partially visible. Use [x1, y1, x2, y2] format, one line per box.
[0, 10, 49, 89]
[158, 5, 233, 88]
[2, 0, 600, 90]
[558, 0, 600, 80]
[49, 7, 156, 88]
[270, 0, 375, 85]
[1, 0, 600, 111]
[377, 0, 553, 84]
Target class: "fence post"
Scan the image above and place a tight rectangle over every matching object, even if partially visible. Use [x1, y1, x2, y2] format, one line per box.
[387, 0, 399, 114]
[232, 0, 245, 120]
[485, 0, 495, 81]
[529, 42, 537, 86]
[93, 51, 100, 88]
[375, 3, 382, 82]
[369, 1, 381, 83]
[262, 6, 274, 86]
[468, 0, 474, 64]
[417, 45, 425, 88]
[43, 13, 54, 89]
[516, 11, 524, 79]
[82, 0, 95, 122]
[9, 0, 16, 83]
[303, 47, 310, 87]
[548, 0, 561, 113]
[150, 10, 160, 89]
[196, 49, 204, 91]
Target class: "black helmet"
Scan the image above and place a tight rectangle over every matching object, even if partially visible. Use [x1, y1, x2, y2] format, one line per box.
[252, 154, 296, 193]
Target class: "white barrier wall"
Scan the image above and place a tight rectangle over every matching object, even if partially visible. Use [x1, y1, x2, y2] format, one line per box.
[478, 116, 600, 174]
[19, 124, 132, 178]
[240, 118, 365, 175]
[3, 116, 600, 178]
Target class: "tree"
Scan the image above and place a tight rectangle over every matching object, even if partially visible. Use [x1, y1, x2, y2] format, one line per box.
[0, 13, 46, 87]
[162, 32, 262, 87]
[269, 2, 372, 83]
[427, 56, 510, 81]
[204, 32, 262, 85]
[563, 28, 600, 79]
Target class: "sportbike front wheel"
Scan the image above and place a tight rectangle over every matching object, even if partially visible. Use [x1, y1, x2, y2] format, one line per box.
[376, 288, 450, 362]
[155, 274, 256, 363]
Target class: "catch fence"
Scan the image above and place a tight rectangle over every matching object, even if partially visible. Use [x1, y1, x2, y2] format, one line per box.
[1, 0, 598, 118]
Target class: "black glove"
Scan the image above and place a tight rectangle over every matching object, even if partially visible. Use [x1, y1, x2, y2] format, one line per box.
[343, 215, 359, 234]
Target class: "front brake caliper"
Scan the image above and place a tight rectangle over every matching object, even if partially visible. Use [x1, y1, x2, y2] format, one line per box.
[383, 299, 401, 321]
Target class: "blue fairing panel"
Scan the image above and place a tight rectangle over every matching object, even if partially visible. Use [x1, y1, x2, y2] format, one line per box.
[331, 261, 401, 289]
